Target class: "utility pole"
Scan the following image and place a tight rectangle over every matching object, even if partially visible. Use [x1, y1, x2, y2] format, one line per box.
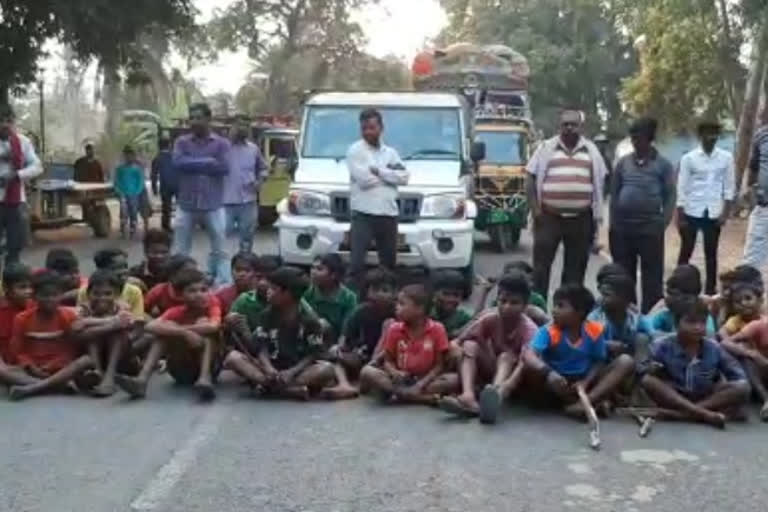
[38, 78, 45, 158]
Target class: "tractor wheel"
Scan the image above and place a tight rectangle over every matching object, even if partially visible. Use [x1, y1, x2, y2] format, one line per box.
[89, 203, 111, 238]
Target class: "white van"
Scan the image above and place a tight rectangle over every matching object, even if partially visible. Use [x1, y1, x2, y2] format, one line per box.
[276, 91, 483, 283]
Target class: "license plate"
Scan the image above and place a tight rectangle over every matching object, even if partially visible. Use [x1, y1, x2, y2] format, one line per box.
[343, 232, 407, 249]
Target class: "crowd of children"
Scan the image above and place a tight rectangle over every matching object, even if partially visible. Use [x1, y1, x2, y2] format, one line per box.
[2, 229, 768, 440]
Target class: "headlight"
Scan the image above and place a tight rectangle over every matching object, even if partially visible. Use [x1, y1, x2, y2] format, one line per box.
[420, 194, 466, 219]
[288, 190, 331, 216]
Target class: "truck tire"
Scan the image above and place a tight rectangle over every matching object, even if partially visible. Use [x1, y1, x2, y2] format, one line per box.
[89, 204, 111, 238]
[489, 224, 521, 253]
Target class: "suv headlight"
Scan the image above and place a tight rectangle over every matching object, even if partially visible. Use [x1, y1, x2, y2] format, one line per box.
[288, 190, 331, 216]
[420, 194, 466, 219]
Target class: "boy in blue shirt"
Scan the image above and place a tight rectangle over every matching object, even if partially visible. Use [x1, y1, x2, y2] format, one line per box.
[114, 145, 146, 239]
[524, 284, 635, 417]
[650, 265, 717, 337]
[641, 297, 749, 428]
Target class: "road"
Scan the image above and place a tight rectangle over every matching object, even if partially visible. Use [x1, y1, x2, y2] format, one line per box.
[1, 220, 766, 512]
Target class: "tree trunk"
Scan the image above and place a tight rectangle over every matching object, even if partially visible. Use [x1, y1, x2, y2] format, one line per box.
[103, 63, 123, 137]
[734, 17, 768, 195]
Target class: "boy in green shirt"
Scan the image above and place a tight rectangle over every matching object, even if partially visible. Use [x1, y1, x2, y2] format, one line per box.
[430, 270, 473, 338]
[225, 255, 282, 349]
[303, 254, 357, 340]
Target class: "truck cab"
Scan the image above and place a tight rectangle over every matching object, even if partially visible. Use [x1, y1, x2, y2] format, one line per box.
[276, 91, 478, 281]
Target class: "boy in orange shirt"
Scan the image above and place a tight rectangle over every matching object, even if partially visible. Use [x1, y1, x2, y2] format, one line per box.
[116, 268, 222, 401]
[0, 263, 33, 363]
[144, 254, 198, 317]
[360, 284, 458, 405]
[3, 271, 94, 400]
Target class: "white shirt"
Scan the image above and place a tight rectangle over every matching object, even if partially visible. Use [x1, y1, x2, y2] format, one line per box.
[0, 133, 42, 203]
[677, 146, 735, 219]
[346, 139, 409, 217]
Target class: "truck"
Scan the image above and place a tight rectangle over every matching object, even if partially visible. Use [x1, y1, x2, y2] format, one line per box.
[275, 91, 483, 288]
[413, 43, 533, 251]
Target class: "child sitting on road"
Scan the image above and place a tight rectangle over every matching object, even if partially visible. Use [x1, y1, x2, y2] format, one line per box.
[116, 268, 223, 401]
[481, 261, 550, 326]
[588, 266, 652, 361]
[360, 284, 458, 405]
[706, 265, 763, 326]
[215, 252, 259, 314]
[504, 261, 548, 312]
[0, 264, 33, 364]
[129, 228, 172, 292]
[430, 269, 473, 338]
[439, 271, 537, 423]
[223, 267, 348, 400]
[641, 297, 750, 428]
[45, 248, 85, 306]
[144, 254, 198, 317]
[719, 281, 763, 339]
[76, 248, 144, 317]
[303, 253, 358, 340]
[523, 284, 635, 417]
[2, 271, 94, 400]
[72, 270, 143, 397]
[649, 265, 717, 338]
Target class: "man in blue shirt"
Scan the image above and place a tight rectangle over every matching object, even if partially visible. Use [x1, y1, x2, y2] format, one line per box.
[151, 137, 176, 232]
[524, 284, 635, 417]
[641, 297, 749, 428]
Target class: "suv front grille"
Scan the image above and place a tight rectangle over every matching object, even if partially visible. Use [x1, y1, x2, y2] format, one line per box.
[330, 192, 422, 222]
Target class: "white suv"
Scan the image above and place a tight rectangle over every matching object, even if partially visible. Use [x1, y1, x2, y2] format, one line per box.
[276, 92, 480, 282]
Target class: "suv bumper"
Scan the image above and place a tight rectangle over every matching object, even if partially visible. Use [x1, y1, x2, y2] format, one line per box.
[277, 214, 474, 269]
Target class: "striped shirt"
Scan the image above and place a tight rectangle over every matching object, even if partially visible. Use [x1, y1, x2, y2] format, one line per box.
[750, 126, 768, 203]
[540, 146, 594, 214]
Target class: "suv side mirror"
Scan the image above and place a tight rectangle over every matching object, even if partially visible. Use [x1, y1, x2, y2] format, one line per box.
[470, 141, 486, 162]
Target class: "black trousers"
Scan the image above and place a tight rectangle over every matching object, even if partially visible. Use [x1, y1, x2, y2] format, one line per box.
[532, 210, 592, 299]
[349, 211, 398, 286]
[0, 203, 26, 265]
[609, 228, 664, 313]
[160, 189, 175, 232]
[677, 214, 720, 295]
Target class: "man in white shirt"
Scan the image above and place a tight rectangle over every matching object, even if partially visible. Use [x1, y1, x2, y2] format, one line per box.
[676, 120, 735, 295]
[0, 104, 42, 264]
[346, 108, 409, 285]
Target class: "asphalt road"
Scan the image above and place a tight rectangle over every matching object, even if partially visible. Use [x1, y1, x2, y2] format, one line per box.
[2, 219, 767, 512]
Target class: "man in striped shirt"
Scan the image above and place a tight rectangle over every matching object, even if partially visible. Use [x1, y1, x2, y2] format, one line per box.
[526, 110, 608, 298]
[744, 109, 768, 268]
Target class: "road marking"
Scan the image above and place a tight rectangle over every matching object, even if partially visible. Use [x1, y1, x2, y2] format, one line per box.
[131, 406, 225, 511]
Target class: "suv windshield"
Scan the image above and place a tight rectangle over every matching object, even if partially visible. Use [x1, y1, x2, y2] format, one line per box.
[303, 106, 461, 160]
[475, 130, 526, 165]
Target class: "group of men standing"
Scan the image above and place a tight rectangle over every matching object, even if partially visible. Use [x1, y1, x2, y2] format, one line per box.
[526, 109, 745, 311]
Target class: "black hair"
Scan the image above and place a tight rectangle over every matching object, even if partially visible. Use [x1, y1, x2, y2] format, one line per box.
[171, 268, 207, 293]
[87, 269, 122, 293]
[364, 267, 397, 293]
[432, 269, 466, 293]
[667, 264, 702, 296]
[730, 264, 764, 291]
[359, 108, 383, 125]
[497, 271, 531, 301]
[144, 228, 172, 249]
[231, 252, 259, 270]
[553, 283, 596, 318]
[84, 143, 94, 150]
[3, 263, 31, 289]
[601, 271, 636, 303]
[629, 117, 658, 142]
[400, 283, 432, 313]
[596, 263, 629, 286]
[673, 296, 710, 325]
[164, 254, 196, 279]
[189, 102, 212, 118]
[697, 121, 722, 136]
[503, 260, 534, 276]
[158, 138, 171, 150]
[268, 267, 309, 300]
[45, 248, 79, 273]
[32, 270, 63, 294]
[731, 280, 763, 298]
[255, 255, 283, 274]
[314, 253, 345, 279]
[93, 248, 127, 269]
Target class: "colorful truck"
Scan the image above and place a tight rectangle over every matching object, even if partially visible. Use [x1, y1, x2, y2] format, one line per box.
[413, 43, 533, 251]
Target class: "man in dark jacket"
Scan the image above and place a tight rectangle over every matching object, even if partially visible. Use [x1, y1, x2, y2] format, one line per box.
[151, 137, 176, 232]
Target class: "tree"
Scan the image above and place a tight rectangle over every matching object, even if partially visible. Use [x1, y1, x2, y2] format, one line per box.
[438, 0, 637, 136]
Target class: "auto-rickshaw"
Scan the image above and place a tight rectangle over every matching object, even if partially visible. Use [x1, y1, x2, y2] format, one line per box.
[254, 127, 298, 226]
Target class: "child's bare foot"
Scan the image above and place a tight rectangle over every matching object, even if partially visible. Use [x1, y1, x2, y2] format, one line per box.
[479, 385, 501, 424]
[90, 383, 117, 398]
[760, 402, 768, 423]
[320, 385, 359, 400]
[194, 380, 216, 401]
[438, 395, 478, 417]
[703, 411, 727, 429]
[8, 385, 30, 401]
[114, 375, 148, 399]
[282, 385, 310, 401]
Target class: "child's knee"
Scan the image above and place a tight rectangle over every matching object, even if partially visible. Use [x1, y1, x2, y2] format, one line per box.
[223, 350, 246, 369]
[314, 360, 335, 378]
[731, 380, 751, 401]
[497, 351, 516, 366]
[461, 340, 480, 358]
[360, 365, 382, 384]
[614, 353, 635, 372]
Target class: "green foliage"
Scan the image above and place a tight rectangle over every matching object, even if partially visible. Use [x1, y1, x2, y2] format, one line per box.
[438, 0, 637, 136]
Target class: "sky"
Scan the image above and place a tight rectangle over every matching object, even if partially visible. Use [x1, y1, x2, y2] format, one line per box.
[186, 0, 447, 94]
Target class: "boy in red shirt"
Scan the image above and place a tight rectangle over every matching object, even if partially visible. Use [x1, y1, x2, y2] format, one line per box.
[0, 263, 33, 363]
[144, 255, 197, 317]
[439, 271, 537, 423]
[3, 271, 94, 400]
[72, 270, 144, 397]
[215, 252, 258, 314]
[116, 268, 222, 401]
[360, 284, 458, 405]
